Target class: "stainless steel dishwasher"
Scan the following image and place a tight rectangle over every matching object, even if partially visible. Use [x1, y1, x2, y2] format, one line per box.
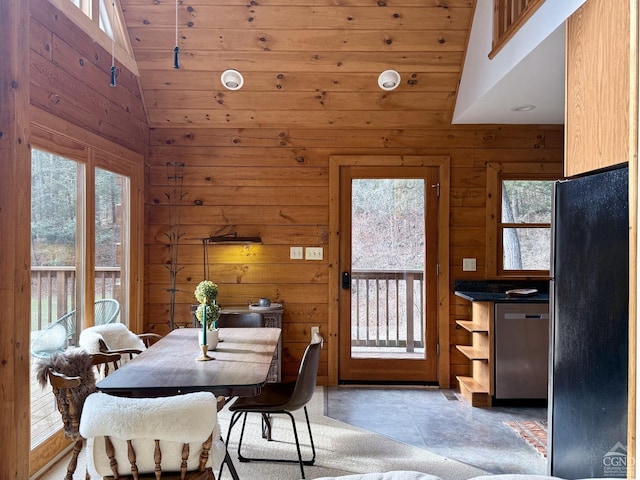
[494, 302, 549, 399]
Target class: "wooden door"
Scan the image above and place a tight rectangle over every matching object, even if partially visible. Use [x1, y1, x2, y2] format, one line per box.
[338, 165, 439, 383]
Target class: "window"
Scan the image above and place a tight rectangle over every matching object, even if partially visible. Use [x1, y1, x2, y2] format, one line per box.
[486, 163, 563, 277]
[500, 179, 552, 271]
[29, 123, 142, 475]
[49, 0, 137, 74]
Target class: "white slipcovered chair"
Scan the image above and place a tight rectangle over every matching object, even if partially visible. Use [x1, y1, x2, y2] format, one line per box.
[80, 391, 226, 479]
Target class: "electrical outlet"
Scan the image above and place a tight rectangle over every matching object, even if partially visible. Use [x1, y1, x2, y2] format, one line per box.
[311, 326, 320, 340]
[462, 258, 477, 272]
[290, 246, 303, 259]
[305, 247, 323, 260]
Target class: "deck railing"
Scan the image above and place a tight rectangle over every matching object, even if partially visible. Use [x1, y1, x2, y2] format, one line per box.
[31, 266, 121, 330]
[491, 0, 546, 58]
[351, 269, 424, 352]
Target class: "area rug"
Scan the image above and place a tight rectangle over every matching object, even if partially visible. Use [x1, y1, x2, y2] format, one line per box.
[504, 420, 548, 458]
[40, 388, 489, 480]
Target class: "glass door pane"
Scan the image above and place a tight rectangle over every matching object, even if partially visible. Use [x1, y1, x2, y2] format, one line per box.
[350, 178, 426, 360]
[95, 168, 129, 325]
[30, 149, 82, 449]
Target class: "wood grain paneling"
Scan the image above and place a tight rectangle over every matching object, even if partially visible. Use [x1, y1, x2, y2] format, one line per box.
[1, 2, 31, 479]
[146, 127, 563, 385]
[566, 0, 631, 176]
[30, 0, 148, 154]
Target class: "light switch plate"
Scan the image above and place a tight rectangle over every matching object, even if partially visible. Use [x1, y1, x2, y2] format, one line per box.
[290, 246, 303, 259]
[462, 258, 477, 272]
[305, 247, 323, 260]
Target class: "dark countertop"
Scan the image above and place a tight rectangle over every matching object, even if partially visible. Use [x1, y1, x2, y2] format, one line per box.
[454, 290, 549, 303]
[453, 279, 550, 303]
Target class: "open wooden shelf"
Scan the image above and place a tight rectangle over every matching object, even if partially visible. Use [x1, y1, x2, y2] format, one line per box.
[455, 301, 493, 407]
[457, 375, 491, 407]
[456, 345, 489, 361]
[456, 319, 489, 333]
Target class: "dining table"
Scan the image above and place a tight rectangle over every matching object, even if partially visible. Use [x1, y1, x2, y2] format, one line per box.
[96, 327, 282, 480]
[96, 327, 282, 398]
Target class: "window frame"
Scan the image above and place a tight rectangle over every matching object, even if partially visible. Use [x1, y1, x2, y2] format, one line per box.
[30, 118, 144, 332]
[485, 162, 563, 278]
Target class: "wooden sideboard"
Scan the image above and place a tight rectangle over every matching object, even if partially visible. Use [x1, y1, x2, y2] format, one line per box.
[220, 306, 284, 383]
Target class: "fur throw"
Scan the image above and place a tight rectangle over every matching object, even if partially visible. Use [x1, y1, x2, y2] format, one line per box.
[36, 348, 97, 440]
[80, 392, 217, 443]
[79, 323, 146, 354]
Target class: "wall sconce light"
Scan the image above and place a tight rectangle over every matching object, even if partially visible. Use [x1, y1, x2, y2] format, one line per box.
[377, 70, 401, 91]
[209, 233, 262, 244]
[221, 69, 244, 90]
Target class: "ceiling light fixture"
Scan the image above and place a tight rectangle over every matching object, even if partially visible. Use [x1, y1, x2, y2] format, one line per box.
[377, 70, 401, 91]
[172, 0, 180, 68]
[109, 0, 116, 86]
[221, 70, 244, 90]
[510, 104, 536, 112]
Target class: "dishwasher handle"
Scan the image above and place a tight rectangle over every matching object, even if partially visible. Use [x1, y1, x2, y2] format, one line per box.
[503, 313, 549, 320]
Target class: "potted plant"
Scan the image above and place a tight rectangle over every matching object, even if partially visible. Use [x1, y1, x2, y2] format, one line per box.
[194, 280, 221, 349]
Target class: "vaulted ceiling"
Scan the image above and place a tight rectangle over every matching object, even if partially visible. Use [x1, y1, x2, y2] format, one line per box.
[119, 0, 474, 131]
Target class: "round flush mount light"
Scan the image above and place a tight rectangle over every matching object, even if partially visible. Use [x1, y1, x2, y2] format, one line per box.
[510, 104, 536, 112]
[377, 70, 401, 91]
[221, 69, 244, 90]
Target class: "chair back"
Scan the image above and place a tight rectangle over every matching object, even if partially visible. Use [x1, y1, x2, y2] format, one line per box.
[30, 310, 77, 359]
[80, 391, 223, 479]
[217, 312, 263, 328]
[286, 335, 323, 411]
[36, 350, 122, 441]
[94, 298, 120, 325]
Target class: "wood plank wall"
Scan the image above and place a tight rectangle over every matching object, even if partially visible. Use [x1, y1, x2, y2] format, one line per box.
[29, 0, 148, 155]
[147, 125, 564, 385]
[1, 1, 32, 478]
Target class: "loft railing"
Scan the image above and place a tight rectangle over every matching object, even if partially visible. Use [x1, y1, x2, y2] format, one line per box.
[351, 269, 424, 352]
[491, 0, 546, 58]
[31, 266, 121, 330]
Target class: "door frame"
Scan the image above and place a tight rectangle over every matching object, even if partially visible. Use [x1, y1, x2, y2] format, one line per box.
[328, 155, 450, 388]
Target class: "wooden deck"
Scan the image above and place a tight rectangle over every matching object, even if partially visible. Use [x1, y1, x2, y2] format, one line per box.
[30, 358, 61, 449]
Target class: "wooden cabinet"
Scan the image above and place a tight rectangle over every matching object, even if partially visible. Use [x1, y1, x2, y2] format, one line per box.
[455, 302, 493, 407]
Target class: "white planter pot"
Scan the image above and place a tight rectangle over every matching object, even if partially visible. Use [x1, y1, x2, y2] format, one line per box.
[199, 328, 219, 351]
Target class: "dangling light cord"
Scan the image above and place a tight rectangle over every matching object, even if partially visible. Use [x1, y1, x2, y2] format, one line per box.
[109, 0, 117, 86]
[173, 0, 180, 68]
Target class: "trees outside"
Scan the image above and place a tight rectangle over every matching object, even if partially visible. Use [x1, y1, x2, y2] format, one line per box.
[501, 179, 553, 271]
[31, 150, 122, 268]
[351, 178, 425, 271]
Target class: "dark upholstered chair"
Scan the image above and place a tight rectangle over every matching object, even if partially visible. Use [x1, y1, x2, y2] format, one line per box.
[223, 334, 323, 479]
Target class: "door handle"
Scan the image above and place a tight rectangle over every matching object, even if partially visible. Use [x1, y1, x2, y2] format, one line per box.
[341, 271, 351, 290]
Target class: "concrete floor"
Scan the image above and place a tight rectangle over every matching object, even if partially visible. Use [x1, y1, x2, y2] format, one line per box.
[325, 386, 548, 475]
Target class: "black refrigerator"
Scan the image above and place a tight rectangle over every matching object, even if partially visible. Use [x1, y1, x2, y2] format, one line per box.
[548, 164, 629, 479]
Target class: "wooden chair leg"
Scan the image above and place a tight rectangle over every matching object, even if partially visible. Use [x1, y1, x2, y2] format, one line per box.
[65, 439, 83, 480]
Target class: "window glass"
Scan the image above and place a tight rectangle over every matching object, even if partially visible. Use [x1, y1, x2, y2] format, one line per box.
[30, 149, 82, 449]
[95, 168, 128, 324]
[501, 180, 552, 223]
[500, 179, 553, 272]
[502, 228, 551, 270]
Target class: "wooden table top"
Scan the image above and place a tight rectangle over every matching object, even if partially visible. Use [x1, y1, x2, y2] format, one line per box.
[96, 327, 281, 398]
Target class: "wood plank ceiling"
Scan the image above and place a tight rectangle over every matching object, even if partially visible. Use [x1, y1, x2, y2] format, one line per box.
[119, 0, 474, 130]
